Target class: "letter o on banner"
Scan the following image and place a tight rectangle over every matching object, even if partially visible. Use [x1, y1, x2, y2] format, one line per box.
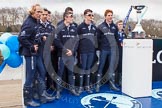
[6, 35, 19, 52]
[0, 44, 10, 60]
[6, 52, 22, 68]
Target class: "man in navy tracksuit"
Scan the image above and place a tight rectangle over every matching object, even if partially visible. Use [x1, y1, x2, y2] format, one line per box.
[56, 7, 78, 90]
[37, 8, 55, 57]
[96, 9, 119, 92]
[18, 4, 55, 107]
[116, 20, 127, 86]
[34, 8, 56, 97]
[54, 12, 79, 99]
[77, 9, 97, 94]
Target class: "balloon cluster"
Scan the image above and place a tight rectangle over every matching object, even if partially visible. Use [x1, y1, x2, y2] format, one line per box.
[0, 32, 22, 73]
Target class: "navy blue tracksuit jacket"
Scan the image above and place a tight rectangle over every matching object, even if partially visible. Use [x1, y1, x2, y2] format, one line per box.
[18, 15, 38, 56]
[77, 22, 97, 54]
[54, 22, 79, 57]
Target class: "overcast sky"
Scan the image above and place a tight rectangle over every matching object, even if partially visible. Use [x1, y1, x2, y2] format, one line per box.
[0, 0, 162, 21]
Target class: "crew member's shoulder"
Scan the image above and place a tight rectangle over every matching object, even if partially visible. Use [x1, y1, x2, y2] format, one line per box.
[71, 22, 78, 28]
[98, 21, 105, 29]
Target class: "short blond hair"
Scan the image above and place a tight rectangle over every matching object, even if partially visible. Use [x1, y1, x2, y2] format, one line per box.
[29, 4, 40, 15]
[116, 20, 123, 25]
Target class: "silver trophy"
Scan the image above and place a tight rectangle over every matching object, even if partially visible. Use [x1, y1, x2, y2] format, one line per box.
[132, 5, 148, 38]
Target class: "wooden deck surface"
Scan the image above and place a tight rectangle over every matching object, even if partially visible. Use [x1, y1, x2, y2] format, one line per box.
[0, 80, 22, 108]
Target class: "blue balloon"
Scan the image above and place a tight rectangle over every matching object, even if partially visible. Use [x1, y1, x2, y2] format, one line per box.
[0, 44, 10, 60]
[6, 52, 22, 68]
[0, 61, 6, 73]
[0, 32, 12, 44]
[6, 35, 19, 52]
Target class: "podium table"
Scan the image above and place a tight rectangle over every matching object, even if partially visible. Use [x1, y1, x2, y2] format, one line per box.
[122, 39, 153, 97]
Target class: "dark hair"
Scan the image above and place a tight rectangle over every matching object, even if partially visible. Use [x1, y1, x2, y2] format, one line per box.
[65, 7, 73, 12]
[63, 12, 72, 20]
[43, 8, 51, 15]
[43, 8, 48, 12]
[48, 10, 51, 14]
[84, 9, 93, 15]
[63, 12, 66, 19]
[104, 9, 113, 17]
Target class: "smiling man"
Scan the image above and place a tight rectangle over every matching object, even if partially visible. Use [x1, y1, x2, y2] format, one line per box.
[96, 9, 119, 92]
[18, 4, 55, 107]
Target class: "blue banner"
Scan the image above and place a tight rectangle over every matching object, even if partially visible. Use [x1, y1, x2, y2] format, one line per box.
[152, 39, 162, 81]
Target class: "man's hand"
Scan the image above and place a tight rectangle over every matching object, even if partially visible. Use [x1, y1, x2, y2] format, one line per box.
[50, 46, 54, 51]
[66, 49, 72, 56]
[121, 43, 123, 46]
[34, 44, 38, 52]
[42, 36, 47, 41]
